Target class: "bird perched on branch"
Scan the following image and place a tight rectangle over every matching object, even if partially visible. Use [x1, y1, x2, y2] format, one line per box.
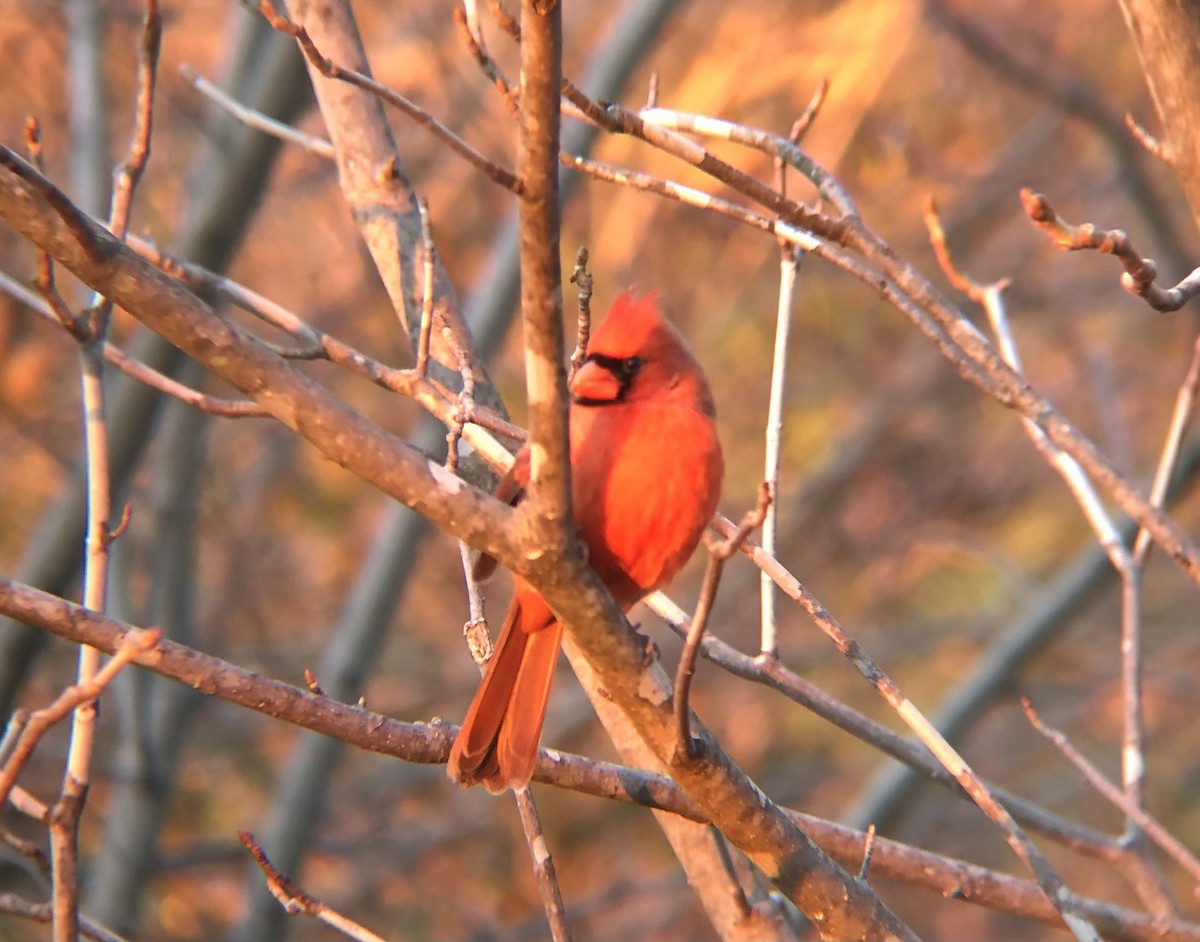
[448, 292, 724, 792]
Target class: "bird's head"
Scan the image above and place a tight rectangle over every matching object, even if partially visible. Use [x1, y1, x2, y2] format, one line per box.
[570, 292, 715, 417]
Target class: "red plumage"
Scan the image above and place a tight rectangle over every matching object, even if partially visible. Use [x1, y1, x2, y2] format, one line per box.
[447, 292, 724, 792]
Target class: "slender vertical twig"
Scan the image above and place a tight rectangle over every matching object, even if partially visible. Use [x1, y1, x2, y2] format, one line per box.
[927, 196, 1163, 852]
[52, 7, 160, 938]
[1121, 331, 1200, 841]
[415, 197, 436, 378]
[513, 788, 574, 942]
[760, 246, 801, 658]
[858, 824, 878, 881]
[452, 462, 571, 942]
[1132, 332, 1200, 566]
[707, 825, 752, 918]
[674, 485, 770, 758]
[568, 246, 593, 381]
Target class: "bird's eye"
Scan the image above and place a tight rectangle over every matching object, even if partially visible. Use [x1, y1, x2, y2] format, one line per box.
[622, 356, 643, 374]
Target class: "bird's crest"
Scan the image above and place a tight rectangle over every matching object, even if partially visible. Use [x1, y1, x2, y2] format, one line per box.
[586, 291, 666, 359]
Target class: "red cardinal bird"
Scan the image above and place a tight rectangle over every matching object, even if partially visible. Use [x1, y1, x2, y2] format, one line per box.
[447, 292, 724, 792]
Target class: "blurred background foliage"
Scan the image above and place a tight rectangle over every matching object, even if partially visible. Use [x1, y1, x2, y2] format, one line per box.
[1, 0, 1199, 939]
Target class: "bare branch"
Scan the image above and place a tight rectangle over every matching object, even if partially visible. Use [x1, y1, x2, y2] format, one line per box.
[415, 197, 436, 378]
[513, 788, 573, 942]
[5, 576, 1193, 941]
[0, 894, 131, 942]
[1023, 699, 1200, 893]
[259, 0, 520, 192]
[179, 64, 335, 158]
[106, 0, 160, 243]
[240, 831, 389, 942]
[514, 0, 573, 560]
[567, 246, 593, 381]
[761, 246, 801, 658]
[91, 0, 161, 340]
[674, 485, 770, 759]
[0, 148, 527, 561]
[1134, 332, 1200, 563]
[554, 99, 1200, 587]
[789, 77, 831, 146]
[1022, 188, 1200, 312]
[710, 517, 1103, 942]
[455, 3, 521, 116]
[926, 198, 1131, 569]
[638, 106, 856, 215]
[0, 628, 161, 813]
[0, 271, 272, 417]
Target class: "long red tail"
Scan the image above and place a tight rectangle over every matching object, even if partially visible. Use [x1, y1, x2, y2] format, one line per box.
[447, 598, 561, 793]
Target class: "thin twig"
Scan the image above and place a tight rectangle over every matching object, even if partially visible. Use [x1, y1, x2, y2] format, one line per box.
[92, 0, 160, 340]
[415, 197, 436, 378]
[1124, 113, 1170, 163]
[2, 828, 51, 881]
[928, 197, 1155, 851]
[562, 151, 823, 251]
[10, 784, 50, 821]
[790, 77, 831, 146]
[1022, 188, 1200, 313]
[859, 824, 878, 881]
[708, 518, 1103, 942]
[0, 894, 131, 942]
[0, 629, 161, 812]
[48, 16, 168, 915]
[260, 0, 520, 192]
[708, 826, 752, 918]
[674, 484, 770, 759]
[761, 246, 801, 658]
[179, 64, 335, 158]
[638, 106, 856, 215]
[53, 17, 164, 899]
[5, 577, 1199, 942]
[455, 4, 521, 117]
[444, 325, 477, 475]
[1133, 331, 1200, 564]
[1023, 698, 1200, 894]
[104, 0, 159, 244]
[24, 119, 86, 341]
[0, 271, 272, 417]
[513, 788, 574, 942]
[126, 235, 324, 351]
[239, 831, 388, 942]
[925, 198, 1130, 569]
[568, 246, 592, 381]
[60, 31, 160, 890]
[124, 238, 517, 465]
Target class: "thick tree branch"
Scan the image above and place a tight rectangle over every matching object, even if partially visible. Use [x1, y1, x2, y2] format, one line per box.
[282, 0, 502, 413]
[2, 577, 1197, 942]
[0, 150, 517, 566]
[1117, 0, 1200, 227]
[516, 0, 573, 554]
